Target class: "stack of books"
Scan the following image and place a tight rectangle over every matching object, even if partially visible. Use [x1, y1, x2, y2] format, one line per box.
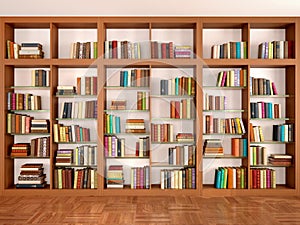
[176, 133, 194, 142]
[55, 149, 73, 166]
[30, 119, 49, 133]
[18, 43, 44, 59]
[106, 165, 124, 188]
[203, 139, 224, 156]
[174, 45, 192, 58]
[10, 143, 30, 157]
[269, 154, 292, 166]
[125, 119, 145, 133]
[56, 86, 76, 95]
[16, 163, 47, 188]
[110, 100, 126, 110]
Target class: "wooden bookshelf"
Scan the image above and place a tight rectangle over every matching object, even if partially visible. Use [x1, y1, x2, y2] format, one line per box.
[0, 17, 299, 196]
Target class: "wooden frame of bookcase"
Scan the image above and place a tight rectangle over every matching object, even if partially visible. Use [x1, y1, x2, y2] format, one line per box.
[0, 16, 299, 196]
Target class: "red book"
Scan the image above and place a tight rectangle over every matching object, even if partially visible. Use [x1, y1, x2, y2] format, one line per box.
[175, 101, 180, 119]
[112, 40, 117, 59]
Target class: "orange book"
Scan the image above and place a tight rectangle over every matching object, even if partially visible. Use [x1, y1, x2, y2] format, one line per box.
[170, 101, 176, 118]
[249, 123, 254, 142]
[231, 138, 240, 156]
[227, 167, 234, 189]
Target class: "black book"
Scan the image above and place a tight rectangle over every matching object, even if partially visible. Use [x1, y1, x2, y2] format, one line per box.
[16, 182, 46, 188]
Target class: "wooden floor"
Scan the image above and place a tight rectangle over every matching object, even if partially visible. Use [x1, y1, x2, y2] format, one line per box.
[0, 195, 300, 224]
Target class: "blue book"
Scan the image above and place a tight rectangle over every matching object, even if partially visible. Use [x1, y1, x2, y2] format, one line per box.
[243, 139, 247, 157]
[214, 169, 221, 188]
[220, 168, 225, 189]
[115, 116, 121, 133]
[175, 77, 179, 95]
[236, 42, 241, 59]
[123, 71, 128, 87]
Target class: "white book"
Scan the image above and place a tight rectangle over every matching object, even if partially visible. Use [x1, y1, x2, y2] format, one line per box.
[104, 41, 109, 59]
[232, 168, 236, 189]
[83, 145, 89, 165]
[81, 76, 86, 95]
[169, 124, 174, 142]
[160, 170, 164, 189]
[90, 169, 95, 189]
[178, 170, 183, 189]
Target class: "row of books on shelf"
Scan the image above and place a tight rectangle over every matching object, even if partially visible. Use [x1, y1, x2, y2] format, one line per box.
[7, 113, 49, 134]
[250, 77, 278, 96]
[31, 69, 50, 87]
[204, 94, 226, 111]
[55, 145, 97, 166]
[250, 145, 292, 166]
[160, 167, 196, 189]
[170, 99, 194, 119]
[211, 42, 247, 59]
[16, 163, 47, 188]
[151, 41, 174, 59]
[70, 41, 98, 59]
[205, 116, 246, 134]
[250, 168, 276, 189]
[10, 137, 50, 157]
[250, 102, 281, 119]
[7, 92, 42, 111]
[137, 92, 149, 110]
[214, 166, 247, 189]
[76, 76, 98, 95]
[119, 69, 150, 87]
[104, 135, 150, 157]
[59, 101, 97, 119]
[54, 167, 98, 189]
[168, 145, 196, 166]
[160, 76, 196, 96]
[53, 124, 91, 143]
[104, 40, 143, 59]
[258, 40, 294, 59]
[216, 69, 247, 87]
[130, 166, 150, 189]
[7, 41, 44, 59]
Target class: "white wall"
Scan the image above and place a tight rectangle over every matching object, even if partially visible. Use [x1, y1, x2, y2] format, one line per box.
[0, 0, 300, 16]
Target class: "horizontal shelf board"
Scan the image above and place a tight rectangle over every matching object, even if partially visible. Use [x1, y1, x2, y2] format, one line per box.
[250, 141, 294, 144]
[203, 86, 246, 90]
[4, 59, 52, 66]
[51, 59, 98, 67]
[203, 109, 244, 113]
[203, 59, 249, 66]
[250, 94, 291, 98]
[106, 155, 149, 159]
[55, 164, 97, 168]
[9, 133, 50, 135]
[104, 109, 149, 112]
[8, 184, 51, 190]
[56, 94, 97, 98]
[250, 118, 290, 121]
[9, 110, 50, 113]
[203, 154, 246, 159]
[9, 86, 50, 90]
[55, 118, 97, 120]
[250, 164, 292, 168]
[10, 156, 50, 159]
[151, 141, 195, 144]
[151, 162, 189, 167]
[150, 95, 195, 98]
[56, 141, 97, 144]
[202, 184, 248, 190]
[104, 86, 150, 90]
[248, 59, 297, 67]
[151, 117, 195, 121]
[203, 133, 245, 136]
[103, 58, 198, 67]
[104, 133, 150, 136]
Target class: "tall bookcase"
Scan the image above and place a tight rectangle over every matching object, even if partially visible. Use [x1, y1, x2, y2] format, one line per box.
[0, 17, 299, 196]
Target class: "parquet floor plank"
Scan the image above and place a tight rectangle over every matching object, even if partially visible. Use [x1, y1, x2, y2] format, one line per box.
[0, 196, 300, 224]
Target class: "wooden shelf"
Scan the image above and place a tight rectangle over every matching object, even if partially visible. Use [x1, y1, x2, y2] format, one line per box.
[1, 16, 299, 197]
